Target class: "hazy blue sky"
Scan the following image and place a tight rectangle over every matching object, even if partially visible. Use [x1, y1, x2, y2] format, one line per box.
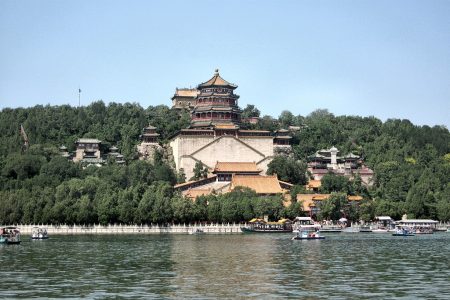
[1, 0, 449, 127]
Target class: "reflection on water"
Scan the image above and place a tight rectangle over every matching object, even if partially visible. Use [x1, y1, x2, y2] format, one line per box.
[0, 233, 449, 299]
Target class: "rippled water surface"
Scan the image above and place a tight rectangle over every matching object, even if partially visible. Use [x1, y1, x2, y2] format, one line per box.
[0, 233, 449, 299]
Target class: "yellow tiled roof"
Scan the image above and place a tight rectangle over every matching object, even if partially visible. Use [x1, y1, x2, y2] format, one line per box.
[306, 180, 322, 189]
[348, 195, 363, 201]
[184, 189, 213, 199]
[215, 124, 238, 129]
[198, 70, 237, 88]
[174, 88, 198, 97]
[230, 175, 283, 194]
[214, 162, 261, 173]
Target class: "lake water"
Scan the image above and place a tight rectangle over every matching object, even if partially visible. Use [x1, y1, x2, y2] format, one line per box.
[1, 233, 449, 299]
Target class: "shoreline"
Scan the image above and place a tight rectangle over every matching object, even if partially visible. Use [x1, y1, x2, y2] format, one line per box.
[14, 223, 244, 235]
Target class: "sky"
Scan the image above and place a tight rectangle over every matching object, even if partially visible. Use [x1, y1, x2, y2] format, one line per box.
[1, 0, 449, 127]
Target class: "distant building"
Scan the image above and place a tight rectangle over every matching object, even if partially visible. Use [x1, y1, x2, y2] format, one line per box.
[108, 146, 125, 165]
[73, 138, 104, 166]
[297, 194, 363, 218]
[174, 161, 292, 199]
[137, 125, 162, 162]
[59, 145, 72, 160]
[169, 70, 292, 180]
[171, 88, 198, 109]
[307, 146, 373, 185]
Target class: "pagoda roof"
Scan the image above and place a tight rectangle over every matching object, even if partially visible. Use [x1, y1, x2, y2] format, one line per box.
[214, 162, 261, 173]
[144, 125, 157, 130]
[306, 180, 322, 189]
[76, 138, 101, 144]
[184, 188, 214, 200]
[198, 69, 237, 89]
[172, 88, 199, 98]
[110, 146, 118, 151]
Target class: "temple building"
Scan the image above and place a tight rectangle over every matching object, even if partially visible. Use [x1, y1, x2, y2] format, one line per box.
[73, 138, 105, 166]
[297, 194, 363, 219]
[171, 88, 198, 110]
[174, 161, 292, 199]
[108, 146, 126, 165]
[137, 124, 162, 162]
[307, 146, 374, 185]
[59, 145, 72, 160]
[169, 70, 291, 180]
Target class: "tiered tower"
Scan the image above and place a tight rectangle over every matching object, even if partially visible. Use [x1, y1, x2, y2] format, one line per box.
[191, 69, 241, 129]
[137, 125, 162, 162]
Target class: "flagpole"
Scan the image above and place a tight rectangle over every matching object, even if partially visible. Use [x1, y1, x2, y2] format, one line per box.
[78, 87, 81, 107]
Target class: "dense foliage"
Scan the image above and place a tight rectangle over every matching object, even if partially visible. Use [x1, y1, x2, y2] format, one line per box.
[0, 102, 449, 224]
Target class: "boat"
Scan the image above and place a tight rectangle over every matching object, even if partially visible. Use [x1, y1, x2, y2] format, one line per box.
[372, 216, 396, 233]
[0, 226, 21, 244]
[392, 227, 415, 236]
[371, 228, 389, 233]
[189, 228, 204, 235]
[292, 230, 325, 240]
[31, 227, 49, 239]
[358, 226, 372, 233]
[413, 227, 434, 234]
[292, 217, 320, 233]
[241, 218, 292, 233]
[319, 225, 342, 233]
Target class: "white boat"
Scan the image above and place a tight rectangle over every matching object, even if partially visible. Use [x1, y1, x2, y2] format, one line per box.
[31, 227, 48, 240]
[392, 227, 415, 236]
[0, 226, 21, 244]
[292, 217, 320, 233]
[319, 225, 343, 233]
[292, 230, 325, 240]
[189, 228, 204, 235]
[371, 228, 389, 233]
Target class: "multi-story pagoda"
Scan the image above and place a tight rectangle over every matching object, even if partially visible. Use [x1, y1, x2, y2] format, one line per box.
[169, 70, 292, 180]
[191, 69, 241, 129]
[108, 146, 126, 165]
[137, 124, 162, 162]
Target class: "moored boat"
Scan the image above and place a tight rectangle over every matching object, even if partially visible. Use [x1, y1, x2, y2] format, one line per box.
[358, 226, 372, 233]
[292, 230, 325, 240]
[241, 218, 292, 233]
[319, 225, 342, 233]
[31, 227, 49, 240]
[392, 227, 415, 236]
[292, 217, 320, 233]
[0, 226, 21, 244]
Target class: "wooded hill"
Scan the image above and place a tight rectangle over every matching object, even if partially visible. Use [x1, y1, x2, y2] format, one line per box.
[0, 101, 449, 224]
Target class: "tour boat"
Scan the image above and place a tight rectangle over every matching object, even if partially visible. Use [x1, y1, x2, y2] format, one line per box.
[319, 225, 343, 233]
[292, 217, 320, 233]
[371, 228, 390, 233]
[0, 226, 21, 244]
[31, 227, 49, 240]
[292, 230, 325, 240]
[358, 226, 372, 233]
[241, 218, 293, 233]
[392, 227, 415, 237]
[188, 228, 204, 235]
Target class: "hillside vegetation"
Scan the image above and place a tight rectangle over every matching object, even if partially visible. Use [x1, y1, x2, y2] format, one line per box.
[0, 101, 449, 224]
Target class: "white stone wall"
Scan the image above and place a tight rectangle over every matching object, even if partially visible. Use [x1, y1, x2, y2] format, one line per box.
[170, 135, 276, 179]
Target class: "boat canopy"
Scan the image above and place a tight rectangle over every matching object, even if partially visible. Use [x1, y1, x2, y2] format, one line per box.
[248, 218, 266, 223]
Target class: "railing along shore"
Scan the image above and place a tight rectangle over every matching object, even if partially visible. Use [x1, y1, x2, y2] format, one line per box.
[14, 223, 244, 235]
